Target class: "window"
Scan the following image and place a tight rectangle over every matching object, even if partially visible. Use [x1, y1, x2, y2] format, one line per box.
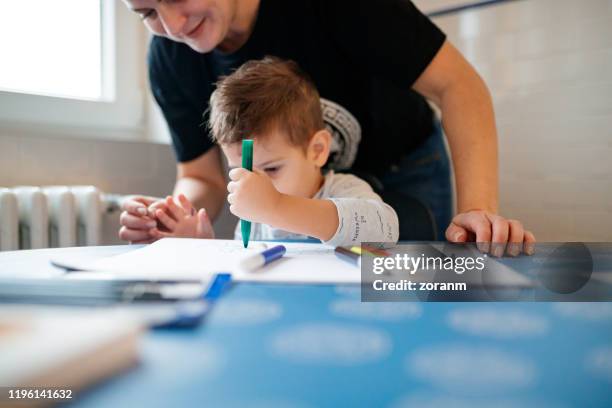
[0, 0, 145, 136]
[0, 1, 103, 100]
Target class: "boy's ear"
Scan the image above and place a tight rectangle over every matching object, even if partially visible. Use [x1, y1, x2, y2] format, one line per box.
[308, 129, 332, 167]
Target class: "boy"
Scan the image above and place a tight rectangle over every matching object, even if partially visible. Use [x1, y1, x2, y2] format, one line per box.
[150, 57, 398, 246]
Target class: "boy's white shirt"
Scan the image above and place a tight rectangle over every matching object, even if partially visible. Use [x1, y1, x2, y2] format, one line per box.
[234, 171, 399, 247]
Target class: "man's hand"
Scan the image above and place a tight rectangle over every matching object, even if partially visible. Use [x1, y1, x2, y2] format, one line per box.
[149, 194, 215, 239]
[118, 195, 165, 244]
[227, 168, 282, 223]
[446, 210, 536, 257]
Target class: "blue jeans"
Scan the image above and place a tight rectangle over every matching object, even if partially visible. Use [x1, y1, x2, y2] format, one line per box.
[378, 121, 452, 240]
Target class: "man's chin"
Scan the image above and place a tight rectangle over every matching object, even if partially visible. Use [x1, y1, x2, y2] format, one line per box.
[185, 40, 216, 54]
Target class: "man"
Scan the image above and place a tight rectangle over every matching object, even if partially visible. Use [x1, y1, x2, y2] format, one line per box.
[119, 0, 535, 256]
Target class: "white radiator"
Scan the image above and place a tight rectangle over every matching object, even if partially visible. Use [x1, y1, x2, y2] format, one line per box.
[0, 186, 119, 251]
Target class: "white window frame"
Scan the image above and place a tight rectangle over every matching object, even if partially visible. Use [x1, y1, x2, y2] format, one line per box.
[0, 1, 145, 139]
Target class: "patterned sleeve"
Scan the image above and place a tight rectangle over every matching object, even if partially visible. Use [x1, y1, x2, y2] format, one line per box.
[322, 174, 399, 247]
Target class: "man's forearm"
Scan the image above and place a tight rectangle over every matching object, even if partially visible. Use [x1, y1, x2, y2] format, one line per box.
[440, 73, 499, 214]
[173, 176, 226, 221]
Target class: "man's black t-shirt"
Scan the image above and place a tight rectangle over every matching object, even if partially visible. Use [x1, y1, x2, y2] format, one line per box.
[148, 0, 446, 175]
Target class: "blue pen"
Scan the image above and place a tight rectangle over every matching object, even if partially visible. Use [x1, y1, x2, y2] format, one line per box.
[239, 245, 286, 270]
[162, 273, 233, 328]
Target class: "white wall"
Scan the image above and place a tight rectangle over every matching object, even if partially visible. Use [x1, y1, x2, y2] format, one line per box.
[416, 0, 612, 241]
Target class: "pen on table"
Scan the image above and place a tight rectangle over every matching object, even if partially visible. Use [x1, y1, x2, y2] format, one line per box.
[241, 139, 253, 248]
[334, 246, 361, 267]
[240, 245, 286, 271]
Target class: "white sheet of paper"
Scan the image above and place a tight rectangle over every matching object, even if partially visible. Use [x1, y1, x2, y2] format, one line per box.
[66, 238, 360, 284]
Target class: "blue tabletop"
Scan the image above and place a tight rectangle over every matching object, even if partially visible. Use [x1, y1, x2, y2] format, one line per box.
[73, 283, 612, 408]
[1, 245, 611, 407]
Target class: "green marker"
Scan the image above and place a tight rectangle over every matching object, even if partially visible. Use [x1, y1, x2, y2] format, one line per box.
[241, 139, 253, 248]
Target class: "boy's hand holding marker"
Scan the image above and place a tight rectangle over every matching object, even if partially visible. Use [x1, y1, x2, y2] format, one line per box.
[226, 167, 282, 225]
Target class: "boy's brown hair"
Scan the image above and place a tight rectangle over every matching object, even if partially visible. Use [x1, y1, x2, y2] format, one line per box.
[208, 57, 324, 147]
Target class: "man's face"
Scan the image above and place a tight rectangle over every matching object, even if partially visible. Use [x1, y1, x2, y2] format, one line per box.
[122, 0, 236, 53]
[222, 131, 322, 198]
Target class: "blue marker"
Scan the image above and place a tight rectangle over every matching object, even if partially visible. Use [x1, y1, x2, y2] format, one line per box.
[239, 245, 286, 271]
